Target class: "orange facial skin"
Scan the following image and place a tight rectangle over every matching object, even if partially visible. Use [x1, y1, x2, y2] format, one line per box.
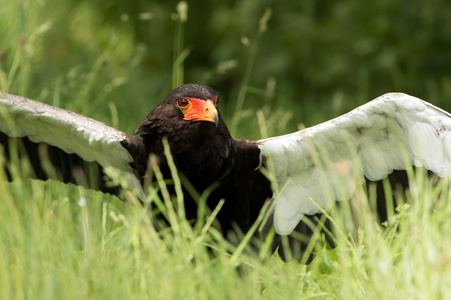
[177, 97, 219, 126]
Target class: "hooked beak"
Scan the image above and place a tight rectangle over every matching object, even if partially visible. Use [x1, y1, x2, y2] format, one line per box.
[180, 98, 219, 126]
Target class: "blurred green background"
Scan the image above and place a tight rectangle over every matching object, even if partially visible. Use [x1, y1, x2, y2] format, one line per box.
[1, 0, 451, 139]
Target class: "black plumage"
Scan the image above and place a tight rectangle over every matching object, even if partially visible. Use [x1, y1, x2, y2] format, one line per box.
[124, 84, 273, 235]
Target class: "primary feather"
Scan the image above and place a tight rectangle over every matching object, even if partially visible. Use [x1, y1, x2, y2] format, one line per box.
[0, 92, 134, 171]
[0, 92, 144, 198]
[258, 93, 451, 235]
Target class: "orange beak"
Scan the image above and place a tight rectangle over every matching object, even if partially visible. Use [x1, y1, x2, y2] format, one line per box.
[180, 98, 219, 126]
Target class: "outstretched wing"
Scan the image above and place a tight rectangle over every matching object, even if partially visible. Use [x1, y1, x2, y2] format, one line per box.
[0, 92, 142, 196]
[258, 93, 451, 235]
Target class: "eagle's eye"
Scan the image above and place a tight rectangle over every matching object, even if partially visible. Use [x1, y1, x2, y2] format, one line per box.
[176, 98, 190, 109]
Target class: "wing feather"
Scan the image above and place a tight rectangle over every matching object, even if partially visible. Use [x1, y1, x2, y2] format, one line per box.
[0, 92, 133, 171]
[0, 92, 144, 198]
[258, 93, 451, 235]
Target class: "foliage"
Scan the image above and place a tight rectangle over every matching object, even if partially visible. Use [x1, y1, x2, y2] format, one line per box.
[1, 0, 451, 136]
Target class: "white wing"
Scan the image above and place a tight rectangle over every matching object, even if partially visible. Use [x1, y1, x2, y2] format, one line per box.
[258, 93, 451, 235]
[0, 92, 143, 197]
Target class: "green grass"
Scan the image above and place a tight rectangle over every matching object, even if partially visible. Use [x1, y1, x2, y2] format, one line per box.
[1, 156, 451, 299]
[2, 0, 451, 299]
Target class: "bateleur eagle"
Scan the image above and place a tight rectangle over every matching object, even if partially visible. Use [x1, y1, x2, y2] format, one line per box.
[1, 84, 451, 260]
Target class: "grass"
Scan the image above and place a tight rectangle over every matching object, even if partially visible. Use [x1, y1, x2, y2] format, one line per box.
[2, 1, 451, 299]
[1, 154, 451, 299]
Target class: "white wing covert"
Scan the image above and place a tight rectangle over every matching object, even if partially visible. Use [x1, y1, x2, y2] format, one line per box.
[0, 92, 133, 171]
[258, 93, 451, 235]
[0, 92, 143, 197]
